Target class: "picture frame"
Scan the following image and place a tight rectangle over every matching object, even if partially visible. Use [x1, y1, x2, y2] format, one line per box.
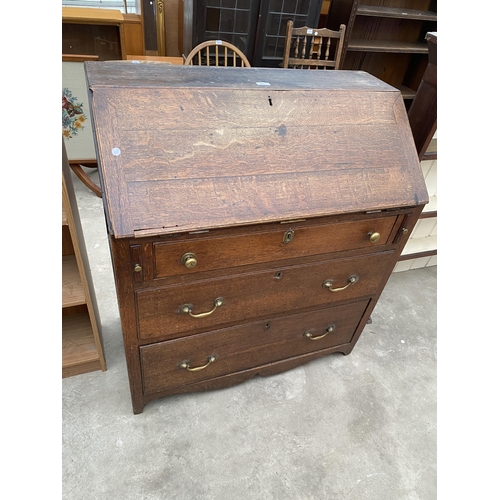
[62, 54, 102, 197]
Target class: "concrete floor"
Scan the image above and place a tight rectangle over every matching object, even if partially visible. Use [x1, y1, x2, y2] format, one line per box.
[62, 169, 437, 500]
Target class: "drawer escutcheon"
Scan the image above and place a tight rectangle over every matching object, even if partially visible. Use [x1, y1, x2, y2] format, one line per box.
[283, 229, 294, 244]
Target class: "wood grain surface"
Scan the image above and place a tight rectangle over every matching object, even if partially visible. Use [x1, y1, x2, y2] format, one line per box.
[86, 64, 427, 238]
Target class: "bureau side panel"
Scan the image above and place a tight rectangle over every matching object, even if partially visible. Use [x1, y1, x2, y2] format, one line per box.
[108, 236, 145, 414]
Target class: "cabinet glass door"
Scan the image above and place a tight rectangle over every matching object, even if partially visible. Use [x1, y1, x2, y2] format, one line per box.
[196, 0, 261, 60]
[253, 0, 322, 67]
[193, 0, 322, 67]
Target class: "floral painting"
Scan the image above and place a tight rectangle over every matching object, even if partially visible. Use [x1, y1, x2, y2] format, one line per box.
[62, 61, 96, 160]
[62, 88, 87, 139]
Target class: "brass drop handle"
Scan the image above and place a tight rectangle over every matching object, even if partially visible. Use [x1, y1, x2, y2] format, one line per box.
[180, 356, 216, 372]
[323, 275, 358, 293]
[368, 231, 381, 243]
[304, 325, 335, 341]
[180, 298, 224, 318]
[181, 252, 198, 269]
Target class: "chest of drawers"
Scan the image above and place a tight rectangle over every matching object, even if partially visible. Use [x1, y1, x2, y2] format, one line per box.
[85, 62, 428, 414]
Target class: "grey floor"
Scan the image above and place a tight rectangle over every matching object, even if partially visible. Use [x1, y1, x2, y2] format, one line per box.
[62, 169, 437, 500]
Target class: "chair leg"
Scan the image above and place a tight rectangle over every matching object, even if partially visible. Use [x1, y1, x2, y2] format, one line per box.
[69, 163, 102, 198]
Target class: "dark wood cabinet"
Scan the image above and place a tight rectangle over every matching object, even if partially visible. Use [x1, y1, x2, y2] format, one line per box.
[187, 0, 323, 66]
[326, 0, 437, 106]
[85, 62, 428, 413]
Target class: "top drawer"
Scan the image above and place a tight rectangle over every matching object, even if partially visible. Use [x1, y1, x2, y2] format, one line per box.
[152, 215, 398, 279]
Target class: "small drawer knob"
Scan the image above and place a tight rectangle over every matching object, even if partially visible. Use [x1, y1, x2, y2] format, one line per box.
[181, 252, 198, 269]
[368, 231, 381, 244]
[134, 264, 142, 273]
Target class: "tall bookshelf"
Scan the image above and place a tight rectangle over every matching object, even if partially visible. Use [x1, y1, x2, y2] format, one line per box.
[326, 0, 437, 108]
[62, 144, 106, 377]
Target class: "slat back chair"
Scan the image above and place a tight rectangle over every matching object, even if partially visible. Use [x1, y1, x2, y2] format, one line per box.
[282, 21, 346, 70]
[184, 40, 251, 67]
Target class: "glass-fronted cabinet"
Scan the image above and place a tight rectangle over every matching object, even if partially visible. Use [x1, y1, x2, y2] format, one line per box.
[188, 0, 323, 66]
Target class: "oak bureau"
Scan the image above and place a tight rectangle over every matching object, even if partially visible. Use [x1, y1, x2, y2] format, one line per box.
[85, 62, 428, 414]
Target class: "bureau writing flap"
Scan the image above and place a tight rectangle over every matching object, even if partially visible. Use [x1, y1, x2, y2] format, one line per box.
[85, 63, 428, 238]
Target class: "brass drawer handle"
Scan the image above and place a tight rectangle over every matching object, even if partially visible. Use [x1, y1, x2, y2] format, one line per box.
[368, 231, 381, 243]
[180, 298, 224, 318]
[180, 356, 216, 372]
[304, 325, 335, 340]
[323, 275, 358, 292]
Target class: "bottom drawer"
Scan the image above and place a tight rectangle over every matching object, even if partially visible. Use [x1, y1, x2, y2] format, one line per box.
[140, 299, 369, 395]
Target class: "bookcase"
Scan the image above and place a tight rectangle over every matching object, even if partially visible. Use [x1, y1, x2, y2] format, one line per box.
[394, 136, 437, 272]
[326, 0, 437, 108]
[62, 6, 126, 61]
[395, 31, 437, 271]
[62, 144, 106, 377]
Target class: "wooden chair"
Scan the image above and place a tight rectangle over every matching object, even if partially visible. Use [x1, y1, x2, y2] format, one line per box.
[68, 160, 102, 198]
[184, 40, 251, 67]
[282, 21, 346, 70]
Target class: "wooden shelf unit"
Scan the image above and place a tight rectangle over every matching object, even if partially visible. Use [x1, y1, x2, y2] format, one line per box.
[397, 140, 436, 266]
[326, 0, 437, 105]
[62, 144, 106, 378]
[396, 31, 436, 270]
[62, 6, 126, 61]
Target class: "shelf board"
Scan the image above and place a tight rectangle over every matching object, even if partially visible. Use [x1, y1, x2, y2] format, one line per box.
[62, 313, 101, 378]
[398, 248, 437, 262]
[356, 5, 437, 21]
[62, 255, 86, 308]
[422, 195, 437, 215]
[347, 39, 429, 53]
[401, 234, 437, 257]
[395, 85, 416, 99]
[422, 151, 437, 161]
[423, 137, 437, 159]
[62, 6, 124, 24]
[427, 137, 437, 152]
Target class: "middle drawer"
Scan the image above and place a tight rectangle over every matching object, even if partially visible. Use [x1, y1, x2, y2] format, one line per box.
[136, 250, 393, 341]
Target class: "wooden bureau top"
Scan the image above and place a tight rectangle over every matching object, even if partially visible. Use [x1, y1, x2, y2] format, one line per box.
[85, 63, 428, 238]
